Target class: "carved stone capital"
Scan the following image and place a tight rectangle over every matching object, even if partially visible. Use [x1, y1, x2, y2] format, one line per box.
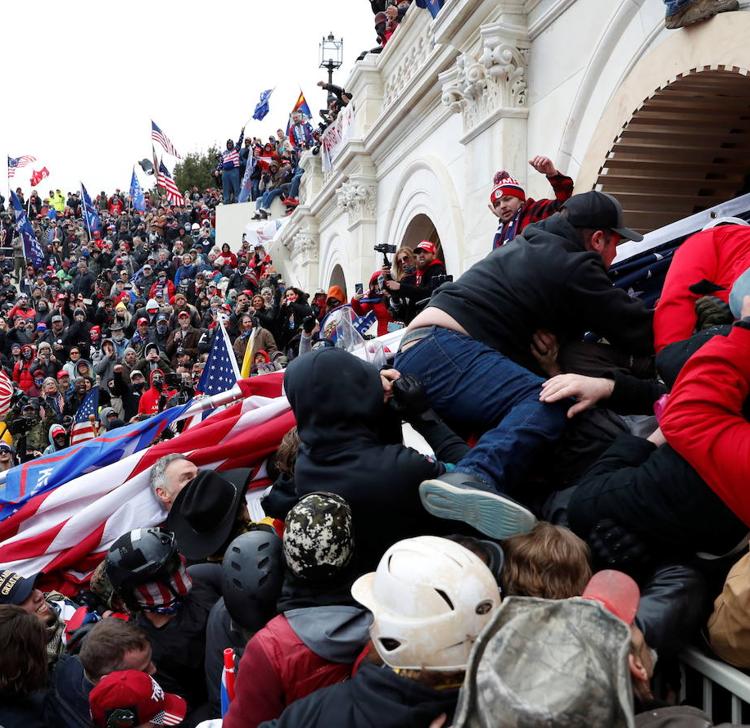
[290, 231, 319, 263]
[336, 181, 376, 224]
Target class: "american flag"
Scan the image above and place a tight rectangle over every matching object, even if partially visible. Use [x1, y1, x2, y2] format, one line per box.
[151, 120, 181, 159]
[70, 387, 100, 445]
[0, 369, 14, 419]
[7, 155, 36, 179]
[199, 321, 240, 396]
[157, 161, 185, 206]
[0, 375, 293, 591]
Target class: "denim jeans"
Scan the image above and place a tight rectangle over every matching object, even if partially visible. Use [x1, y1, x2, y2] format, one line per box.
[394, 328, 566, 495]
[663, 0, 696, 13]
[288, 168, 304, 199]
[222, 168, 240, 204]
[251, 179, 261, 202]
[258, 185, 290, 211]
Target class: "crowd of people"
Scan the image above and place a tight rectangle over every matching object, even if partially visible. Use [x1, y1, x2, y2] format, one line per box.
[2, 140, 750, 727]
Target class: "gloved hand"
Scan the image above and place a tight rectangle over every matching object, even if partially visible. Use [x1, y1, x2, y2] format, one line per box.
[695, 295, 733, 330]
[589, 518, 651, 580]
[390, 374, 431, 419]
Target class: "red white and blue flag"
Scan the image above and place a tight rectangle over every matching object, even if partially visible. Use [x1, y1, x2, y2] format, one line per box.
[0, 375, 293, 592]
[151, 120, 181, 159]
[157, 161, 185, 206]
[7, 155, 36, 179]
[221, 648, 237, 717]
[69, 386, 100, 446]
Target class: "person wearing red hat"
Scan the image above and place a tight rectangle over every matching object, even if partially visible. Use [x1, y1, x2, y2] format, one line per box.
[489, 156, 574, 249]
[89, 670, 187, 728]
[384, 241, 446, 307]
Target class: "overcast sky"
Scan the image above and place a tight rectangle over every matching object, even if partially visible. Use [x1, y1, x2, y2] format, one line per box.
[1, 1, 374, 197]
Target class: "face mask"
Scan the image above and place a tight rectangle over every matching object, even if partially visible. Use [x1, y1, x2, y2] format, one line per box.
[152, 379, 163, 390]
[112, 331, 124, 341]
[132, 381, 145, 392]
[157, 324, 167, 334]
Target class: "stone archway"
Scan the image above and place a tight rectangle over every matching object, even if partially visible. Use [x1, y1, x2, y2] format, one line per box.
[573, 11, 750, 236]
[328, 263, 347, 296]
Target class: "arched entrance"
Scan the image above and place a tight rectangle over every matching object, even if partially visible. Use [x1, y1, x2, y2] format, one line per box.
[328, 263, 347, 296]
[399, 213, 444, 262]
[596, 69, 750, 235]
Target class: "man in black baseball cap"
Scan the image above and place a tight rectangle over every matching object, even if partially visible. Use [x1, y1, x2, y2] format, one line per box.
[393, 190, 653, 540]
[0, 568, 38, 608]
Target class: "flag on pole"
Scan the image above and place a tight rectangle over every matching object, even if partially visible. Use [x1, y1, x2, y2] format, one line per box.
[0, 375, 293, 591]
[157, 161, 185, 206]
[286, 91, 314, 147]
[237, 155, 257, 204]
[29, 167, 50, 188]
[221, 648, 237, 717]
[0, 398, 195, 522]
[199, 321, 240, 396]
[253, 89, 273, 121]
[129, 169, 146, 212]
[69, 387, 100, 446]
[7, 155, 36, 179]
[9, 191, 44, 268]
[415, 0, 445, 17]
[151, 120, 181, 158]
[80, 183, 102, 235]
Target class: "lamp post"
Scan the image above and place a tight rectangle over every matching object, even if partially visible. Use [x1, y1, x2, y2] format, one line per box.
[319, 32, 344, 102]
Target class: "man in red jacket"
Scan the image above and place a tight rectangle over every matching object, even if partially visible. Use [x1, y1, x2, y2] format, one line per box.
[223, 493, 371, 728]
[654, 220, 750, 352]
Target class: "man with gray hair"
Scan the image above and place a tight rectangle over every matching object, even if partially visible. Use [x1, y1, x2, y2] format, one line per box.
[150, 453, 197, 510]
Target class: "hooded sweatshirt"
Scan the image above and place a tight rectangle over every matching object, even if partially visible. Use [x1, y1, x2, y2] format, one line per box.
[138, 369, 174, 415]
[284, 348, 446, 571]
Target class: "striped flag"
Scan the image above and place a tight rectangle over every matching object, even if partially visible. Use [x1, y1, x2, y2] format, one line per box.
[70, 387, 100, 445]
[199, 321, 240, 396]
[8, 155, 36, 179]
[0, 369, 13, 420]
[221, 648, 237, 717]
[151, 120, 181, 158]
[0, 375, 293, 591]
[157, 161, 185, 206]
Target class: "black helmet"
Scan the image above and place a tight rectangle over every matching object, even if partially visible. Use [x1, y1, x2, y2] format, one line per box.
[106, 528, 179, 590]
[221, 528, 284, 632]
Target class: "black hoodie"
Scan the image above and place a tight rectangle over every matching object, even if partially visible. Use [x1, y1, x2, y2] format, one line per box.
[284, 349, 446, 571]
[260, 661, 458, 728]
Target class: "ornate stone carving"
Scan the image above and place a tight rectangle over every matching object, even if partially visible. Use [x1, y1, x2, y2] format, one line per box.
[382, 21, 432, 108]
[336, 182, 376, 223]
[290, 231, 319, 263]
[440, 28, 529, 134]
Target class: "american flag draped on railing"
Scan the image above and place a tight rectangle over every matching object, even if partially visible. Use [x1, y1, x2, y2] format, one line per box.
[0, 375, 293, 592]
[151, 120, 181, 159]
[7, 155, 36, 179]
[157, 161, 185, 206]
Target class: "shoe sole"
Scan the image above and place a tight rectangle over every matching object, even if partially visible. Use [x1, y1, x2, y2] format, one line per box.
[419, 479, 536, 540]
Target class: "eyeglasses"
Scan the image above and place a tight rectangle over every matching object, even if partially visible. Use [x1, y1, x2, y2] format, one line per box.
[397, 257, 411, 264]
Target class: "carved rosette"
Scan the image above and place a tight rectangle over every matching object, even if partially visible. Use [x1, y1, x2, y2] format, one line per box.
[336, 182, 376, 225]
[440, 30, 529, 134]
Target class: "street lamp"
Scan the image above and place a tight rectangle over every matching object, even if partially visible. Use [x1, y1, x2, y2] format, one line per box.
[319, 32, 344, 100]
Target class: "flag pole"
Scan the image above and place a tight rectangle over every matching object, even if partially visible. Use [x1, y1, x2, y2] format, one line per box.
[81, 183, 93, 243]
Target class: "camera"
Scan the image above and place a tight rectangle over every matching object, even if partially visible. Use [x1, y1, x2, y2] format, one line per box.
[374, 243, 398, 267]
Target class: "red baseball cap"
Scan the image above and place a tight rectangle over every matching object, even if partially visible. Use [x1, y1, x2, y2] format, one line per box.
[415, 241, 436, 255]
[89, 670, 187, 727]
[177, 311, 190, 319]
[137, 317, 148, 326]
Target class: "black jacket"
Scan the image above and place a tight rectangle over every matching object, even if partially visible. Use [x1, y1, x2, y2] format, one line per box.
[430, 214, 654, 374]
[46, 655, 92, 728]
[260, 661, 458, 728]
[285, 348, 459, 571]
[0, 692, 50, 728]
[398, 261, 446, 308]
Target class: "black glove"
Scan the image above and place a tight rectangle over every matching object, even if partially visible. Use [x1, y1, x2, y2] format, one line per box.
[694, 295, 733, 330]
[589, 518, 651, 580]
[302, 315, 316, 334]
[390, 374, 430, 419]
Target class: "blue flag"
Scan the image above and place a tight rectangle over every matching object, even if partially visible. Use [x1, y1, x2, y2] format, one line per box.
[253, 89, 273, 121]
[238, 156, 257, 204]
[80, 183, 102, 235]
[415, 0, 444, 17]
[9, 191, 44, 269]
[129, 169, 146, 212]
[199, 322, 240, 397]
[0, 400, 194, 522]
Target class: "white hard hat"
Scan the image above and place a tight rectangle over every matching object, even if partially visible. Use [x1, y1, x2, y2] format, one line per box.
[352, 536, 501, 671]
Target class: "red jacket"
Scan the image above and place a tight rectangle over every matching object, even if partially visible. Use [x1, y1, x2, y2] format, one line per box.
[654, 226, 750, 352]
[223, 614, 352, 728]
[661, 325, 750, 526]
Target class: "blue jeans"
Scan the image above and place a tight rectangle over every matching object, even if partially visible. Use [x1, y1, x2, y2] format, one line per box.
[395, 328, 566, 495]
[251, 179, 261, 201]
[222, 168, 240, 204]
[288, 168, 304, 199]
[258, 185, 289, 211]
[663, 0, 695, 13]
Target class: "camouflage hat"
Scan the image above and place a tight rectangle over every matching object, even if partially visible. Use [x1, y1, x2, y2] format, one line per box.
[283, 492, 354, 581]
[453, 597, 635, 728]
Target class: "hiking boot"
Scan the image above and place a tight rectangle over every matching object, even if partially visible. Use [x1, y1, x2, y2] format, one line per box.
[419, 472, 536, 540]
[665, 0, 737, 29]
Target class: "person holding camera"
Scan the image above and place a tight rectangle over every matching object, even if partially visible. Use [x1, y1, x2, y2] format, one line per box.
[384, 241, 446, 310]
[166, 311, 201, 367]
